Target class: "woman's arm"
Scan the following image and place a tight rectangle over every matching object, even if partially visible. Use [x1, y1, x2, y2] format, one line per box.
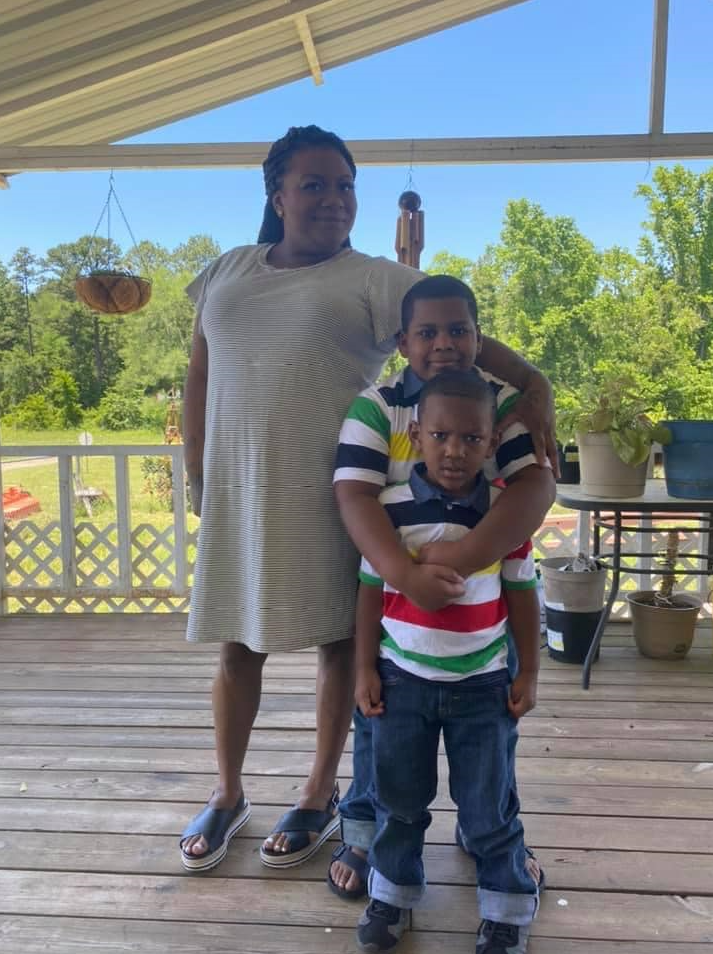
[478, 335, 558, 474]
[182, 315, 207, 516]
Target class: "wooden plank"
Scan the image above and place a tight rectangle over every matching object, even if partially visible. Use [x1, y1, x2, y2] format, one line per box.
[0, 917, 704, 954]
[0, 726, 711, 766]
[5, 699, 713, 726]
[3, 743, 713, 789]
[0, 871, 711, 942]
[3, 771, 713, 819]
[5, 678, 713, 704]
[5, 664, 713, 690]
[1, 831, 709, 894]
[1, 800, 713, 853]
[2, 713, 713, 748]
[416, 885, 713, 941]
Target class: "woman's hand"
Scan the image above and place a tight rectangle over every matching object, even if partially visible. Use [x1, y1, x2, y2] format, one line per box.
[499, 373, 559, 476]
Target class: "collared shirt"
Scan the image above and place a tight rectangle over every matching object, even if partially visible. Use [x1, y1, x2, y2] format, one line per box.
[334, 365, 544, 488]
[359, 467, 536, 682]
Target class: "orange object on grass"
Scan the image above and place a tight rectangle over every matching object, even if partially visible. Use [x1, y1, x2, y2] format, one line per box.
[2, 485, 41, 519]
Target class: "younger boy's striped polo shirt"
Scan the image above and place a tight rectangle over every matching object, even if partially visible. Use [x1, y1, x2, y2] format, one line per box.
[359, 464, 537, 682]
[334, 365, 542, 488]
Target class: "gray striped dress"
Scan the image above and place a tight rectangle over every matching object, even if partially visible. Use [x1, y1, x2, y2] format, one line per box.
[185, 244, 420, 651]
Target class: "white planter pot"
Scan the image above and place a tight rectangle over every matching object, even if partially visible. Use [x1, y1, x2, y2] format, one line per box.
[576, 431, 648, 498]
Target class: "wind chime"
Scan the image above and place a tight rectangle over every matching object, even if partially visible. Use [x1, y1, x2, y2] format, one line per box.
[74, 172, 152, 314]
[395, 148, 424, 269]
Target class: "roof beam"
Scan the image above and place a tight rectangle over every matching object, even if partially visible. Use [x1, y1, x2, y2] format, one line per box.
[3, 133, 713, 173]
[294, 13, 323, 85]
[649, 0, 669, 135]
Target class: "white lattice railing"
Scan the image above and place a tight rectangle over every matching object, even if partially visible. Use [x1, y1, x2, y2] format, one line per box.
[0, 444, 193, 614]
[1, 445, 711, 615]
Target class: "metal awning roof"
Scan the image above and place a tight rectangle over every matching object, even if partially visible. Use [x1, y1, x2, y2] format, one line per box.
[0, 0, 528, 146]
[0, 0, 711, 179]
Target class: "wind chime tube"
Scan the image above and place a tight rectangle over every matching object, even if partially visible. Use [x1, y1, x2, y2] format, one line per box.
[395, 190, 424, 269]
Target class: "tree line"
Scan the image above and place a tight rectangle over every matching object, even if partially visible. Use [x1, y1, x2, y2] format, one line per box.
[1, 164, 712, 432]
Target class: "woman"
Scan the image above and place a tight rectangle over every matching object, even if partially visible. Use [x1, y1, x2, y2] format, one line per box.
[179, 125, 556, 873]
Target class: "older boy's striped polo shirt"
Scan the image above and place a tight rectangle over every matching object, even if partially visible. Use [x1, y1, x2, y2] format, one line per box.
[359, 464, 537, 682]
[334, 365, 541, 488]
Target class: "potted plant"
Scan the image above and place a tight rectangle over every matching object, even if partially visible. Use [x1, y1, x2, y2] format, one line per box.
[75, 269, 152, 314]
[557, 376, 670, 498]
[627, 530, 701, 659]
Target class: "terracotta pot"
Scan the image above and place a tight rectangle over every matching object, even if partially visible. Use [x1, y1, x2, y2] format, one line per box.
[577, 431, 648, 498]
[75, 272, 151, 314]
[627, 590, 701, 660]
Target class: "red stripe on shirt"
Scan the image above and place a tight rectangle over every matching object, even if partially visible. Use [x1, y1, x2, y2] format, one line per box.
[507, 540, 533, 561]
[383, 592, 508, 633]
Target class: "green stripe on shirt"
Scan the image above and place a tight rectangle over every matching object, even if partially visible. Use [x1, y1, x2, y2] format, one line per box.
[496, 392, 520, 421]
[346, 395, 390, 443]
[381, 631, 507, 674]
[502, 578, 538, 590]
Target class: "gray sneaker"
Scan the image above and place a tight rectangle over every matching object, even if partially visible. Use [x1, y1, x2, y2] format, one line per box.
[475, 919, 530, 953]
[356, 899, 409, 952]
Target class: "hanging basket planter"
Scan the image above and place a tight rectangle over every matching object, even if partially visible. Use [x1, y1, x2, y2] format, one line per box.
[74, 270, 152, 314]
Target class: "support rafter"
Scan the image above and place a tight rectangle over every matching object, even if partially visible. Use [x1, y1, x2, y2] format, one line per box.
[649, 0, 670, 135]
[2, 133, 713, 174]
[294, 13, 323, 85]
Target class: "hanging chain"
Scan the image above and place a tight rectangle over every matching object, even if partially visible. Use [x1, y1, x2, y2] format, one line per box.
[76, 170, 146, 277]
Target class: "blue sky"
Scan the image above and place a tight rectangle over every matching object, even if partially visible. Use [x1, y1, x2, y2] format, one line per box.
[2, 0, 712, 267]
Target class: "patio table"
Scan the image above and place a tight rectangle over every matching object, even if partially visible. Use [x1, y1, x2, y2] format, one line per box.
[555, 479, 713, 689]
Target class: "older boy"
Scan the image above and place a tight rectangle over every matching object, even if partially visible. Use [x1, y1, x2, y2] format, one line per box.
[330, 276, 554, 899]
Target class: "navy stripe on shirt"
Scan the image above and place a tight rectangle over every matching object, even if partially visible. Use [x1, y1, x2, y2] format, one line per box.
[384, 497, 486, 530]
[335, 444, 389, 474]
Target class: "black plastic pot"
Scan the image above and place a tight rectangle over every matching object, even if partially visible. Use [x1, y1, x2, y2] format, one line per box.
[556, 443, 580, 484]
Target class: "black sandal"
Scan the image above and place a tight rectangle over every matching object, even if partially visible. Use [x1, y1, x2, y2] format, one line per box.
[327, 842, 371, 900]
[260, 786, 340, 868]
[180, 794, 251, 871]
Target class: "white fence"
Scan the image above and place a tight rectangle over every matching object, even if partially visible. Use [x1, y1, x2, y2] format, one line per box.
[1, 444, 710, 615]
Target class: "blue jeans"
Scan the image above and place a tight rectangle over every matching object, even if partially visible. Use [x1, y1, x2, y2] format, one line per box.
[367, 659, 538, 925]
[339, 635, 519, 850]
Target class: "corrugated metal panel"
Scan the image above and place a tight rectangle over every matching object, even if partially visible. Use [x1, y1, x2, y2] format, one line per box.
[0, 0, 529, 145]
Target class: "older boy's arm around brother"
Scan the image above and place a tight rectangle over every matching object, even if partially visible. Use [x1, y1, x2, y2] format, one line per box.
[334, 275, 555, 611]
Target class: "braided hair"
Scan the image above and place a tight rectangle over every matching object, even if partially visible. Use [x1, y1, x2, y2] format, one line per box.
[257, 125, 357, 245]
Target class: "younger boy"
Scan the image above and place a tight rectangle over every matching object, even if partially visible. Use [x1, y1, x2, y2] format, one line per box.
[355, 370, 542, 954]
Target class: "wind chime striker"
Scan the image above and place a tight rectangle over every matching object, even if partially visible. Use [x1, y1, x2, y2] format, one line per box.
[74, 173, 152, 314]
[395, 148, 424, 269]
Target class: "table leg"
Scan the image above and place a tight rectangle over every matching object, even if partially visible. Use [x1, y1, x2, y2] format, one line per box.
[582, 511, 622, 689]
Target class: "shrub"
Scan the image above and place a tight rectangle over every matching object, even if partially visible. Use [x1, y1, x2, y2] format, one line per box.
[95, 387, 144, 430]
[46, 370, 83, 428]
[3, 393, 60, 429]
[141, 455, 175, 511]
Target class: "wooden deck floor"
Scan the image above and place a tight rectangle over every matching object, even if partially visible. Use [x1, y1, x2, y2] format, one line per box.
[1, 613, 712, 953]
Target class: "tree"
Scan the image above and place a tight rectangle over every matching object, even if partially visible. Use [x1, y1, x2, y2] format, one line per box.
[171, 235, 221, 275]
[9, 247, 40, 354]
[637, 165, 713, 359]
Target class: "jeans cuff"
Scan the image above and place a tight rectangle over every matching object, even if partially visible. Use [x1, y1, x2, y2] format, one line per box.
[340, 817, 377, 853]
[369, 869, 425, 909]
[477, 887, 538, 926]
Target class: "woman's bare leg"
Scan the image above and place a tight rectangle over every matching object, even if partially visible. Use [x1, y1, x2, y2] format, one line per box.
[182, 642, 267, 856]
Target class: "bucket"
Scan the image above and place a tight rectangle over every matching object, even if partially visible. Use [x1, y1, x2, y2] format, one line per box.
[556, 443, 580, 484]
[539, 557, 607, 613]
[662, 420, 713, 500]
[545, 606, 602, 663]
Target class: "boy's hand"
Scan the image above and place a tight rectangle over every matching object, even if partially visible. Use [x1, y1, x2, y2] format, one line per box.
[499, 380, 559, 477]
[355, 668, 384, 717]
[401, 562, 465, 612]
[508, 671, 538, 720]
